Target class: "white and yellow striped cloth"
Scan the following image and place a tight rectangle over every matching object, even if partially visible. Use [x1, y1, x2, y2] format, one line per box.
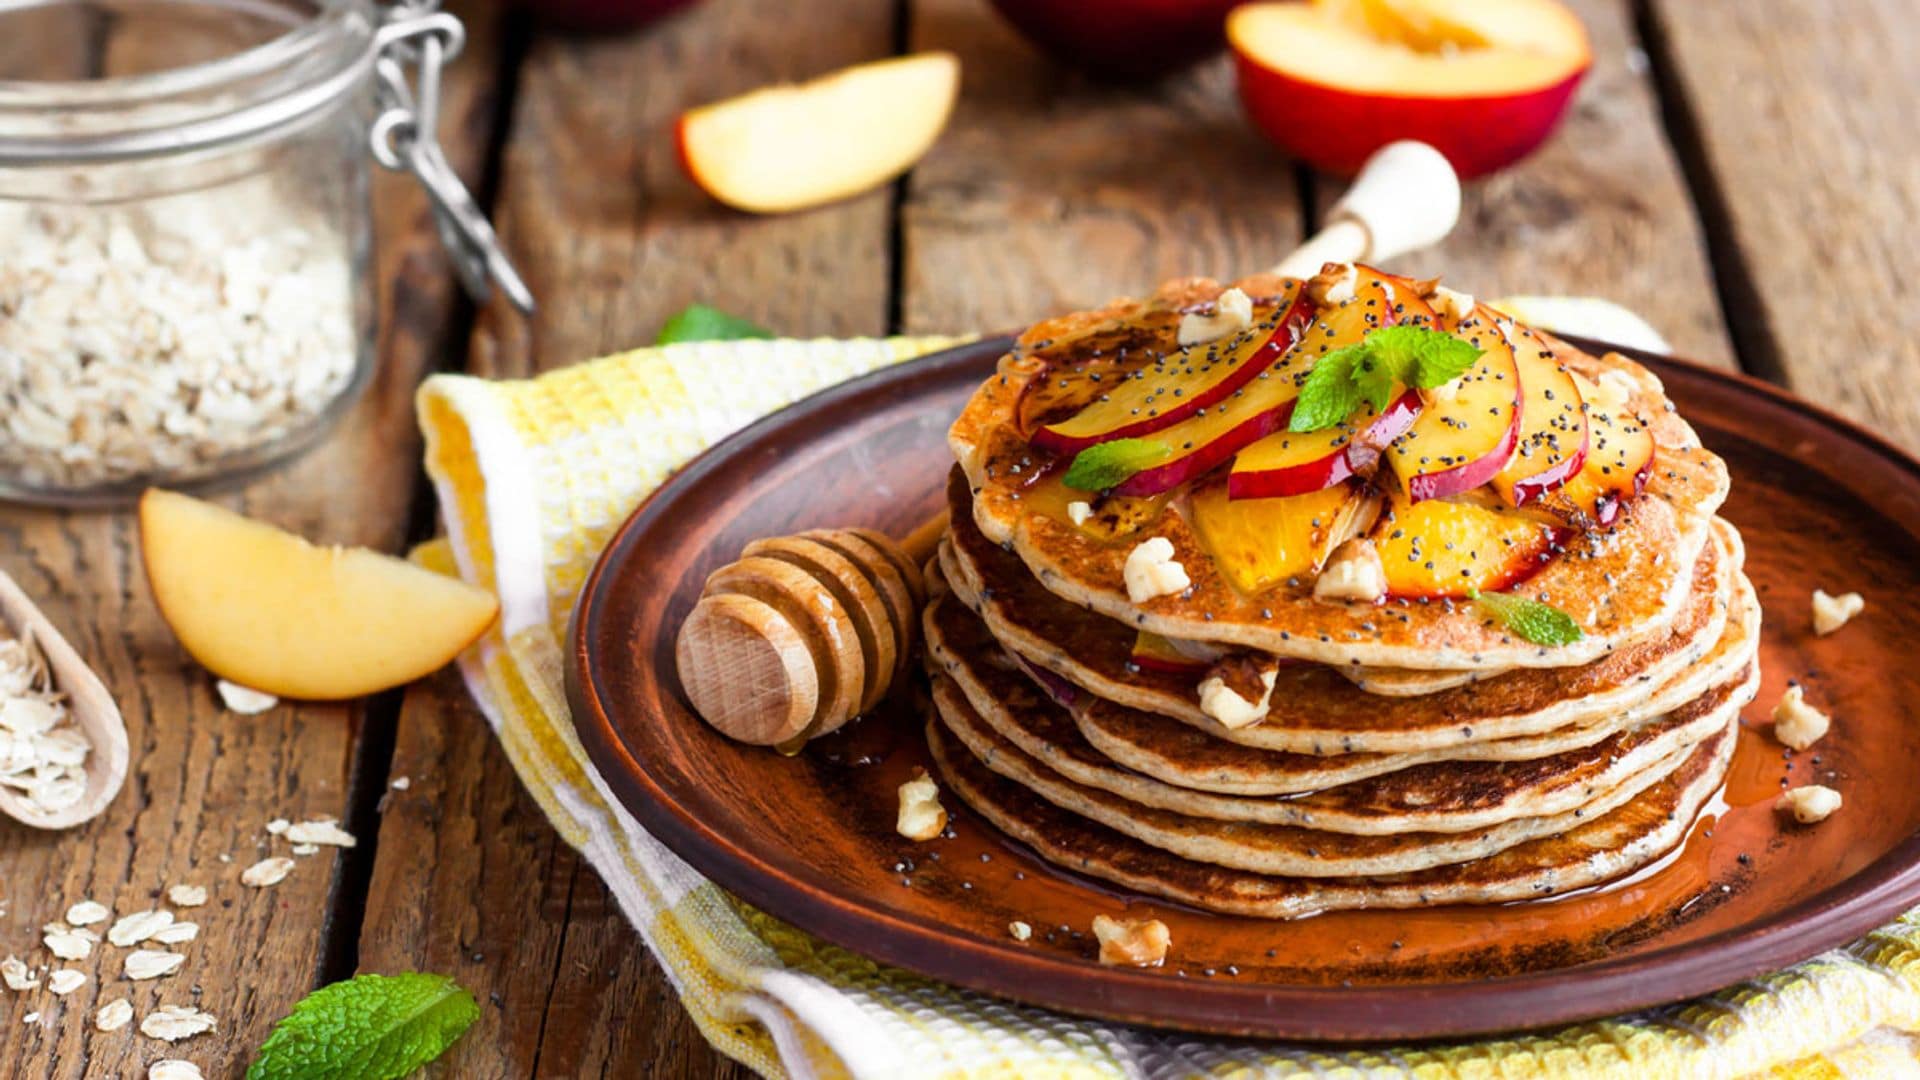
[416, 330, 1920, 1079]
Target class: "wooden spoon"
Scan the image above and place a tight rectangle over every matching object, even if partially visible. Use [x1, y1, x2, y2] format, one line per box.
[0, 570, 129, 830]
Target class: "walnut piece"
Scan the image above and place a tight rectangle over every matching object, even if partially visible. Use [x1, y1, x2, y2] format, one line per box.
[1176, 287, 1254, 347]
[1306, 262, 1359, 307]
[895, 769, 947, 842]
[1777, 784, 1842, 824]
[1771, 685, 1830, 751]
[1197, 654, 1279, 730]
[1314, 538, 1386, 603]
[1124, 538, 1190, 603]
[1092, 914, 1171, 967]
[1811, 589, 1864, 636]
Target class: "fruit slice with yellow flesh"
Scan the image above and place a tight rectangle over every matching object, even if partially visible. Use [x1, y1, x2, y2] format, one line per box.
[139, 489, 499, 700]
[1130, 631, 1212, 675]
[676, 53, 960, 214]
[1190, 481, 1368, 595]
[1490, 317, 1587, 506]
[1371, 491, 1563, 599]
[1383, 303, 1523, 502]
[1533, 370, 1656, 527]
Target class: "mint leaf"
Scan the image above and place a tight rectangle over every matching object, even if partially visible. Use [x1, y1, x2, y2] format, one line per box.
[1348, 350, 1400, 414]
[1369, 324, 1483, 389]
[1469, 589, 1584, 646]
[656, 304, 773, 345]
[1287, 348, 1365, 432]
[1062, 438, 1173, 491]
[247, 973, 479, 1080]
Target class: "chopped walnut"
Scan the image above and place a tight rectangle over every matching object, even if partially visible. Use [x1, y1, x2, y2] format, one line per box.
[1197, 654, 1279, 730]
[1092, 914, 1170, 967]
[1777, 784, 1841, 824]
[1314, 538, 1386, 603]
[1426, 284, 1475, 323]
[1811, 589, 1864, 636]
[895, 769, 947, 842]
[1008, 921, 1032, 941]
[1066, 501, 1093, 527]
[1124, 538, 1190, 603]
[1771, 685, 1830, 751]
[1177, 287, 1254, 347]
[1306, 262, 1359, 307]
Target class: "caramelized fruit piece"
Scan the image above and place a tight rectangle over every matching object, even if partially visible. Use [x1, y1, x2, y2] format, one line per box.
[1190, 481, 1367, 594]
[1130, 631, 1212, 675]
[1533, 370, 1655, 527]
[1032, 286, 1311, 453]
[1370, 491, 1564, 599]
[1490, 318, 1587, 506]
[1384, 303, 1523, 502]
[1228, 388, 1421, 498]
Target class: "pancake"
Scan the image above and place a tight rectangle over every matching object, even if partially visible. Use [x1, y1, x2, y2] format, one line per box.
[927, 583, 1758, 835]
[929, 714, 1736, 918]
[947, 273, 1731, 671]
[929, 672, 1721, 877]
[943, 485, 1752, 754]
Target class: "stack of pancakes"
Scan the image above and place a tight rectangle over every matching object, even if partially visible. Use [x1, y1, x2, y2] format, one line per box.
[919, 269, 1755, 918]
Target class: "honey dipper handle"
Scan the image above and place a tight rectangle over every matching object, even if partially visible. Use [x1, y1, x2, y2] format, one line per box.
[1271, 140, 1461, 279]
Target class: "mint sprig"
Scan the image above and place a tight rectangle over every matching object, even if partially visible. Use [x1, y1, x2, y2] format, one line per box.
[656, 303, 774, 345]
[1289, 325, 1483, 433]
[1468, 589, 1584, 646]
[1063, 438, 1173, 491]
[247, 973, 479, 1080]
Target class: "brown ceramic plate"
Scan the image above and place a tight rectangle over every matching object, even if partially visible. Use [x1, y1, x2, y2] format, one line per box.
[567, 336, 1920, 1040]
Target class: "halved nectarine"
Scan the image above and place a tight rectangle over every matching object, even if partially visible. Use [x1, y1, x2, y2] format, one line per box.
[1370, 491, 1564, 599]
[1383, 304, 1522, 502]
[677, 53, 959, 214]
[1190, 481, 1370, 595]
[139, 490, 499, 700]
[1228, 0, 1590, 177]
[1490, 318, 1586, 506]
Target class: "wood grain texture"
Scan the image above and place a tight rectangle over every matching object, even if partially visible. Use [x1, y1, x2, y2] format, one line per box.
[356, 1, 901, 1075]
[1316, 0, 1735, 369]
[901, 0, 1307, 333]
[0, 2, 503, 1075]
[1645, 0, 1920, 442]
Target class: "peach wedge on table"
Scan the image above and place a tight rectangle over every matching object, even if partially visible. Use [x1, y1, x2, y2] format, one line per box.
[139, 489, 499, 700]
[677, 52, 960, 214]
[1382, 305, 1523, 503]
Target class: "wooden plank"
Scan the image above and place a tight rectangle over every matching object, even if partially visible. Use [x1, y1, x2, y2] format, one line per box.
[355, 1, 899, 1074]
[901, 0, 1308, 333]
[0, 4, 504, 1076]
[1314, 0, 1735, 369]
[1644, 0, 1920, 441]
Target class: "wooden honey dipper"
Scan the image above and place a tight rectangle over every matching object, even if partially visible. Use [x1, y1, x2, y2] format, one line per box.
[675, 521, 938, 748]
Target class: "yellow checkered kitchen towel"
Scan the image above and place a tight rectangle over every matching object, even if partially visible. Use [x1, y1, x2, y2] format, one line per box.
[416, 328, 1920, 1080]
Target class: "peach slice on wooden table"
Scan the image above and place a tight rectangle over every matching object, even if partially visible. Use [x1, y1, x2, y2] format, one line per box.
[1489, 317, 1587, 506]
[138, 490, 498, 700]
[1190, 480, 1375, 595]
[676, 52, 959, 214]
[1031, 284, 1313, 454]
[1533, 370, 1656, 528]
[1228, 0, 1590, 178]
[1382, 303, 1523, 503]
[1370, 491, 1564, 599]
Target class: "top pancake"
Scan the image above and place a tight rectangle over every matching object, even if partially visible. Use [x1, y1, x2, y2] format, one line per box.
[948, 273, 1730, 671]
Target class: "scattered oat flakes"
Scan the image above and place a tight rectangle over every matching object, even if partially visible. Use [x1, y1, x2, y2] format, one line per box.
[151, 922, 198, 946]
[215, 679, 278, 715]
[65, 899, 109, 926]
[2, 954, 38, 990]
[95, 998, 133, 1032]
[124, 949, 185, 981]
[0, 629, 91, 817]
[1811, 589, 1865, 635]
[1091, 914, 1171, 967]
[44, 924, 96, 960]
[264, 819, 290, 836]
[1008, 921, 1032, 942]
[149, 1062, 205, 1080]
[47, 969, 86, 995]
[241, 856, 294, 888]
[390, 776, 411, 791]
[1778, 784, 1843, 824]
[896, 769, 947, 842]
[166, 884, 207, 908]
[108, 910, 175, 948]
[290, 843, 320, 856]
[285, 818, 357, 848]
[1772, 685, 1830, 750]
[140, 1004, 217, 1043]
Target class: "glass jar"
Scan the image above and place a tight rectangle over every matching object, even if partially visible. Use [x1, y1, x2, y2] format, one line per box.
[0, 0, 523, 505]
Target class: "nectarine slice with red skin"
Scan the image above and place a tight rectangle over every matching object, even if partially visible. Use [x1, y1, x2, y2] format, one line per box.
[1383, 304, 1523, 503]
[1490, 318, 1588, 507]
[1032, 286, 1312, 454]
[1371, 492, 1566, 600]
[1130, 631, 1212, 676]
[1228, 0, 1590, 177]
[1534, 371, 1655, 527]
[1190, 480, 1366, 595]
[1227, 388, 1421, 499]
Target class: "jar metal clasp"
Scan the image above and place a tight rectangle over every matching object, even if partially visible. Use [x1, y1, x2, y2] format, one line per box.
[371, 1, 535, 314]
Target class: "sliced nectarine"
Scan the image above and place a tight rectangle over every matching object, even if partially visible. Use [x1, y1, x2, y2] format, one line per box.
[1534, 370, 1655, 527]
[1190, 481, 1369, 595]
[1383, 304, 1522, 502]
[1033, 286, 1311, 453]
[1228, 0, 1590, 177]
[139, 490, 499, 700]
[1370, 491, 1564, 599]
[677, 53, 959, 214]
[1490, 318, 1587, 506]
[1130, 631, 1211, 675]
[1228, 388, 1421, 498]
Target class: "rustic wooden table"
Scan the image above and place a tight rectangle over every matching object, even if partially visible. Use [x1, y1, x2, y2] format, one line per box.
[2, 0, 1914, 1075]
